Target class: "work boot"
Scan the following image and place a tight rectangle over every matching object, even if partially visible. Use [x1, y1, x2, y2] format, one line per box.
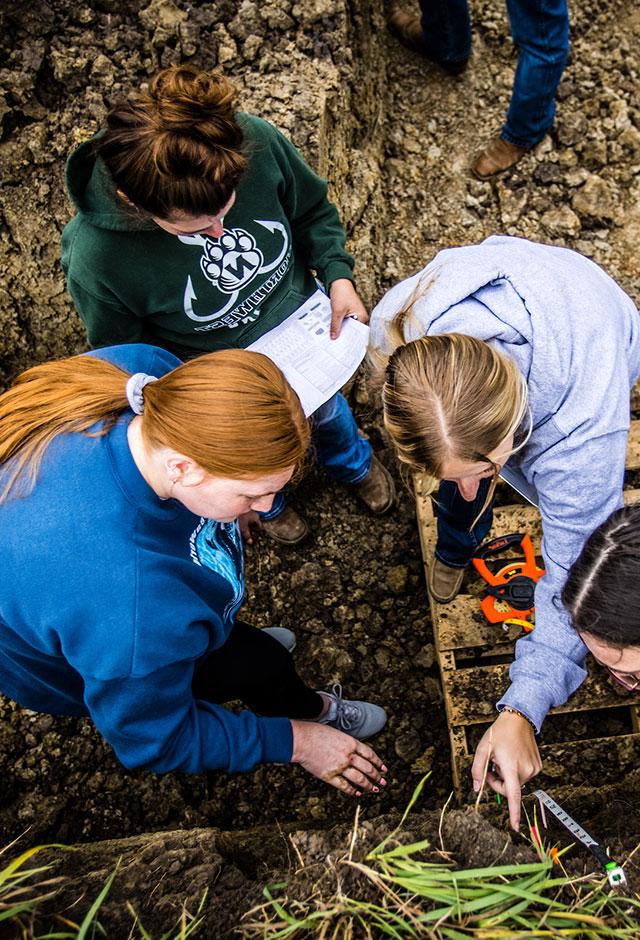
[262, 626, 296, 652]
[387, 8, 468, 74]
[472, 136, 529, 180]
[319, 684, 387, 740]
[428, 557, 465, 603]
[353, 454, 396, 514]
[262, 506, 308, 545]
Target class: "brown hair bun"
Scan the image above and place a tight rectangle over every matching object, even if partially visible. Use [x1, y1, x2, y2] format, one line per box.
[96, 65, 248, 220]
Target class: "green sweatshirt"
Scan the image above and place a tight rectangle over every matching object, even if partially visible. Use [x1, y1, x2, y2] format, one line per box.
[61, 115, 355, 358]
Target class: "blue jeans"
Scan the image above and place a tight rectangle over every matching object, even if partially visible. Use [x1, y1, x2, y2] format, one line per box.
[435, 478, 493, 568]
[261, 392, 372, 520]
[419, 0, 569, 148]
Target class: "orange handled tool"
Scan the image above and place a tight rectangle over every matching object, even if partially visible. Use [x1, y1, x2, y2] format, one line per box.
[471, 533, 544, 628]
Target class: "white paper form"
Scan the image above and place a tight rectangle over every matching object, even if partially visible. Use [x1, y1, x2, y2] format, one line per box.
[248, 289, 369, 415]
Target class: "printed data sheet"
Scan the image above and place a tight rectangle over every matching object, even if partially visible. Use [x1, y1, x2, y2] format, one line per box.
[248, 289, 369, 415]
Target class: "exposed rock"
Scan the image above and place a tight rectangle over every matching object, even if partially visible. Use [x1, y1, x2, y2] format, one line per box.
[571, 173, 617, 222]
[540, 205, 582, 237]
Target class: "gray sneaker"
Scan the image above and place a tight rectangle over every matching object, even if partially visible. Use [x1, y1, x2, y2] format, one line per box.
[318, 684, 387, 740]
[262, 627, 296, 652]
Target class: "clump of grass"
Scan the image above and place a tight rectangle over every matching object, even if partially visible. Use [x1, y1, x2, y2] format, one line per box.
[242, 776, 640, 939]
[0, 837, 63, 934]
[34, 860, 207, 940]
[0, 841, 206, 940]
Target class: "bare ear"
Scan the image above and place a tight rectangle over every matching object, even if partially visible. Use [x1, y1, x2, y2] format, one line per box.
[165, 454, 206, 487]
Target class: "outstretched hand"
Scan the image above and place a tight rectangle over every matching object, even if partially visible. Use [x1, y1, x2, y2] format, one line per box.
[291, 719, 387, 796]
[329, 279, 369, 340]
[238, 510, 262, 545]
[471, 711, 542, 831]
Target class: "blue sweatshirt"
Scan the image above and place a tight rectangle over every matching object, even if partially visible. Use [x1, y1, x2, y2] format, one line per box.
[0, 344, 293, 773]
[370, 236, 640, 731]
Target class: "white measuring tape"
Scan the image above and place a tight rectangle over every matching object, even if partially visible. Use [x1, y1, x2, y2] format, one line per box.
[534, 789, 626, 888]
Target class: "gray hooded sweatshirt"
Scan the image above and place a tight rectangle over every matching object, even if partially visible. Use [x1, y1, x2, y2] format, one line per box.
[370, 236, 640, 731]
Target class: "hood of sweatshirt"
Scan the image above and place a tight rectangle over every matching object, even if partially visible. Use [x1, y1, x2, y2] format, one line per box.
[65, 136, 156, 232]
[370, 235, 640, 437]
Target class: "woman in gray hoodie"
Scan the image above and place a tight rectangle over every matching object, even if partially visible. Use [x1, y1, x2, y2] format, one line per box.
[369, 235, 640, 829]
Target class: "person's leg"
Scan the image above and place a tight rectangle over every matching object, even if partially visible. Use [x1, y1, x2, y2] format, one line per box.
[435, 478, 494, 567]
[419, 0, 472, 70]
[313, 393, 395, 513]
[194, 622, 388, 739]
[502, 0, 570, 148]
[193, 621, 323, 718]
[388, 1, 471, 73]
[428, 478, 493, 602]
[312, 392, 371, 485]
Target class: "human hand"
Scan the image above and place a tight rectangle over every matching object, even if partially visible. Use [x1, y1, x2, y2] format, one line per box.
[290, 719, 387, 796]
[328, 278, 369, 339]
[471, 711, 542, 831]
[238, 510, 262, 545]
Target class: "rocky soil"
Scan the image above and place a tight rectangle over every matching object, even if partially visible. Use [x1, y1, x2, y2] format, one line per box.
[2, 0, 640, 935]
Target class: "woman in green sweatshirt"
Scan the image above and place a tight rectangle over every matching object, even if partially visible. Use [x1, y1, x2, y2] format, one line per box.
[61, 64, 394, 543]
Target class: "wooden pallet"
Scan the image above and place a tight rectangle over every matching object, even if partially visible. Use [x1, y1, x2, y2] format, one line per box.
[415, 416, 640, 800]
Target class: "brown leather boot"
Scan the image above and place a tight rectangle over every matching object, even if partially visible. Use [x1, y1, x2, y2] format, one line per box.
[387, 7, 468, 74]
[472, 136, 529, 180]
[353, 454, 396, 514]
[262, 506, 309, 545]
[428, 557, 465, 603]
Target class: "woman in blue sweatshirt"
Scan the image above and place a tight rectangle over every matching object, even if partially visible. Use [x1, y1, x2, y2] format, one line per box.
[0, 343, 387, 795]
[369, 235, 640, 828]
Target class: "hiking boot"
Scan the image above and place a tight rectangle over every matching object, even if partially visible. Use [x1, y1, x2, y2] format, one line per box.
[428, 557, 465, 603]
[353, 455, 396, 514]
[387, 8, 468, 74]
[262, 506, 308, 545]
[472, 136, 529, 180]
[319, 684, 387, 740]
[262, 627, 296, 652]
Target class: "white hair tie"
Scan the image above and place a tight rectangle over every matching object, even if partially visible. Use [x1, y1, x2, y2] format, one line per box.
[125, 372, 158, 415]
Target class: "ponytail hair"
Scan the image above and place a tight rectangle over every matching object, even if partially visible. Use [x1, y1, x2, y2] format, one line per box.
[0, 351, 310, 503]
[381, 334, 529, 506]
[96, 65, 248, 219]
[562, 505, 640, 649]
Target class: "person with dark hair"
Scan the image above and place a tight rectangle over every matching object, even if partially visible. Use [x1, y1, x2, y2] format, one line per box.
[60, 65, 395, 545]
[388, 1, 569, 178]
[0, 343, 388, 793]
[563, 505, 640, 691]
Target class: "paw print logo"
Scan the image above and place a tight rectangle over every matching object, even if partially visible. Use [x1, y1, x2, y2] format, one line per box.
[200, 228, 264, 294]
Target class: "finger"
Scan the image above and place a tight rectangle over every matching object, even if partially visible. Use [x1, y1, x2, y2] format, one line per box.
[330, 307, 345, 340]
[353, 308, 369, 324]
[471, 740, 491, 792]
[356, 746, 387, 773]
[239, 525, 253, 544]
[342, 767, 378, 792]
[503, 773, 523, 832]
[331, 775, 359, 797]
[350, 753, 387, 786]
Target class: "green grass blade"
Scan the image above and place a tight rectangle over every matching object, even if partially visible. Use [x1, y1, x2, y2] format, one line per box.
[75, 866, 118, 940]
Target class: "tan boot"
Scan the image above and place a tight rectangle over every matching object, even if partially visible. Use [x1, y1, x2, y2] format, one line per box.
[472, 136, 529, 180]
[388, 7, 468, 74]
[388, 7, 427, 53]
[262, 506, 309, 545]
[353, 454, 396, 514]
[428, 557, 465, 603]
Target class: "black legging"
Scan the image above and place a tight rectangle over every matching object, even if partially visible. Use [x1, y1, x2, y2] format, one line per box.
[192, 621, 323, 719]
